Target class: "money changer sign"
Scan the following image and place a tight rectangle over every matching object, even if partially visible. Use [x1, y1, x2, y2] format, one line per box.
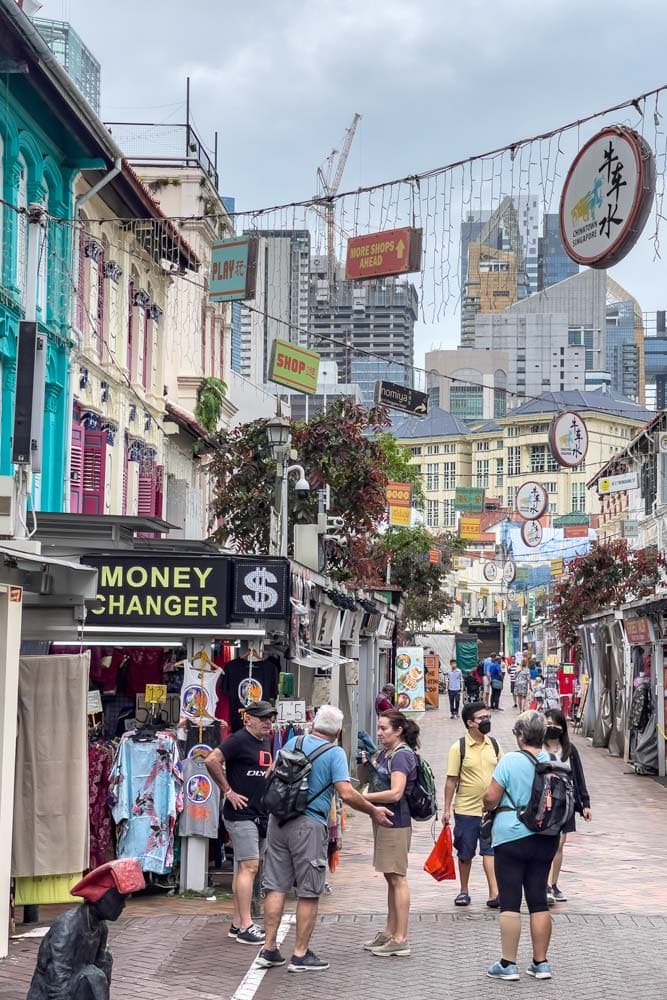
[86, 554, 230, 629]
[230, 557, 291, 621]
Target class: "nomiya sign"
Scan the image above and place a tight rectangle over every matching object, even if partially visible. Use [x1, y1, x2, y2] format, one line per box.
[374, 380, 428, 415]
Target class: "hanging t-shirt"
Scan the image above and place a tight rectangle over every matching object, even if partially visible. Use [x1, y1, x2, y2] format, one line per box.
[179, 660, 220, 726]
[179, 757, 220, 838]
[222, 658, 279, 732]
[220, 728, 272, 822]
[123, 648, 165, 697]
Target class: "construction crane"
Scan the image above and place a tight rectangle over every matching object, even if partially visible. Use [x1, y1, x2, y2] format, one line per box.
[315, 112, 361, 298]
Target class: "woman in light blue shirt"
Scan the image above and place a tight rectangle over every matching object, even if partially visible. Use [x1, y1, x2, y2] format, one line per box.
[482, 711, 560, 983]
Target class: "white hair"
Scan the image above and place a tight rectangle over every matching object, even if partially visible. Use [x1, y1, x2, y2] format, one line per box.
[313, 704, 344, 738]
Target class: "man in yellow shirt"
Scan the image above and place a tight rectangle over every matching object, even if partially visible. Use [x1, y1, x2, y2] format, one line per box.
[443, 701, 503, 907]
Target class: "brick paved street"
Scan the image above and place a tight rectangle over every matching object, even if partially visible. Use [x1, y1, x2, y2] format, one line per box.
[2, 692, 666, 999]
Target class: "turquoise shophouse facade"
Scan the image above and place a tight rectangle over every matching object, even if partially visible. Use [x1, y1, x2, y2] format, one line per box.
[0, 1, 122, 510]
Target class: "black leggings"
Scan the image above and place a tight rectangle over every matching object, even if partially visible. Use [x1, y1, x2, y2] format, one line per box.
[448, 690, 460, 714]
[494, 834, 560, 913]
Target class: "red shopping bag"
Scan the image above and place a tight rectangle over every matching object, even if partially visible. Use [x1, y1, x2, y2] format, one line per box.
[424, 824, 456, 881]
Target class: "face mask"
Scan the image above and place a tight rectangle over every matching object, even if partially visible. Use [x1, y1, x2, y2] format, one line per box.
[545, 726, 562, 742]
[477, 719, 492, 735]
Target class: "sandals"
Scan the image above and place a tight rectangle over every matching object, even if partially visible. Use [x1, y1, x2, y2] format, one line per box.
[454, 892, 471, 906]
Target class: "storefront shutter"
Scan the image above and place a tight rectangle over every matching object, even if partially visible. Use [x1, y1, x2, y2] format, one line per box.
[70, 422, 85, 513]
[82, 429, 107, 515]
[155, 464, 164, 519]
[138, 459, 156, 517]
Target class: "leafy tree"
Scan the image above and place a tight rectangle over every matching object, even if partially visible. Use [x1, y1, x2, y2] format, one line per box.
[377, 526, 465, 633]
[550, 540, 667, 647]
[207, 398, 393, 581]
[375, 432, 424, 505]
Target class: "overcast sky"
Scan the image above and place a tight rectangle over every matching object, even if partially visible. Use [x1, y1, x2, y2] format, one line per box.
[51, 0, 667, 362]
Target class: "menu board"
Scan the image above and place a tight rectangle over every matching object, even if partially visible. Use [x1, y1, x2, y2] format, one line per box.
[395, 646, 426, 715]
[424, 654, 440, 710]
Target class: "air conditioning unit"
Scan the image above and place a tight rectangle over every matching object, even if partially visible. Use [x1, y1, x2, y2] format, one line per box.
[0, 476, 15, 537]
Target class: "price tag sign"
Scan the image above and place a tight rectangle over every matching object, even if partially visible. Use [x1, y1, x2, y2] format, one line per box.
[276, 700, 307, 723]
[87, 690, 103, 715]
[145, 684, 167, 705]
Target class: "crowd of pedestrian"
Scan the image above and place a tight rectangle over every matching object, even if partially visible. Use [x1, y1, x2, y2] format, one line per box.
[202, 658, 590, 984]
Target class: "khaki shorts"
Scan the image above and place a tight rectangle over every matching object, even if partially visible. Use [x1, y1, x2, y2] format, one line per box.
[373, 824, 412, 875]
[262, 814, 329, 899]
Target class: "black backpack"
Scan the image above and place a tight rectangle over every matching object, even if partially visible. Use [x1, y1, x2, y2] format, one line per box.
[391, 747, 438, 821]
[261, 736, 334, 826]
[515, 750, 575, 836]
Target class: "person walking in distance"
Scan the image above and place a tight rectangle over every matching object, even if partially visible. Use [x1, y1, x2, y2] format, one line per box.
[204, 701, 276, 945]
[514, 660, 532, 713]
[490, 655, 505, 711]
[482, 652, 495, 708]
[375, 683, 395, 716]
[508, 658, 519, 708]
[447, 659, 463, 718]
[543, 708, 592, 904]
[483, 711, 561, 981]
[258, 705, 393, 973]
[443, 702, 502, 908]
[359, 710, 419, 958]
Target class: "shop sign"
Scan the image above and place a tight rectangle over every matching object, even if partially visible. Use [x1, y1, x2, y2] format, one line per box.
[395, 646, 426, 715]
[564, 524, 589, 538]
[428, 549, 441, 564]
[483, 561, 498, 582]
[374, 380, 428, 415]
[460, 514, 482, 539]
[503, 560, 517, 585]
[424, 653, 440, 709]
[624, 617, 651, 645]
[516, 481, 548, 520]
[549, 411, 589, 468]
[387, 481, 412, 508]
[550, 558, 564, 577]
[560, 126, 656, 269]
[598, 471, 639, 495]
[230, 557, 290, 620]
[209, 236, 258, 302]
[389, 505, 411, 526]
[268, 339, 320, 394]
[622, 519, 640, 539]
[455, 486, 485, 512]
[345, 227, 423, 280]
[521, 519, 543, 548]
[86, 554, 230, 629]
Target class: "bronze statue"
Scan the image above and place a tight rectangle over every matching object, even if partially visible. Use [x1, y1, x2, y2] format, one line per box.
[27, 859, 144, 1000]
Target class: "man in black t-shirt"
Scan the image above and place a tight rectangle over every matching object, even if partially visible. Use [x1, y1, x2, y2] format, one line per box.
[205, 701, 275, 945]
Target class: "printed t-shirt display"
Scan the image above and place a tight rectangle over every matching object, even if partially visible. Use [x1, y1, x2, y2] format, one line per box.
[179, 660, 220, 726]
[179, 757, 221, 838]
[220, 728, 273, 822]
[110, 732, 182, 873]
[373, 747, 417, 827]
[283, 734, 349, 825]
[222, 657, 279, 731]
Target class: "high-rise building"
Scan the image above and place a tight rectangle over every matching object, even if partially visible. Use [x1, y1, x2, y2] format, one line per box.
[605, 277, 644, 403]
[460, 196, 537, 344]
[537, 214, 579, 290]
[240, 230, 311, 386]
[309, 256, 417, 405]
[642, 310, 667, 408]
[33, 18, 101, 113]
[426, 348, 509, 422]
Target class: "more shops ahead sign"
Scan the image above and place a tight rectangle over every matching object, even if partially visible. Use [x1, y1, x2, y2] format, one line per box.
[345, 227, 423, 280]
[85, 554, 230, 628]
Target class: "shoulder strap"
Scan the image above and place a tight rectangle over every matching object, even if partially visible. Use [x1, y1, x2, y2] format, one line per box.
[459, 736, 466, 770]
[295, 735, 305, 752]
[520, 749, 539, 768]
[490, 736, 500, 759]
[305, 739, 336, 765]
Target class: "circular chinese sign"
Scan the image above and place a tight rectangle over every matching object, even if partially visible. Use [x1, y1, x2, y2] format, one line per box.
[483, 561, 498, 582]
[549, 411, 589, 468]
[503, 560, 517, 585]
[521, 519, 543, 548]
[560, 126, 655, 269]
[516, 481, 548, 521]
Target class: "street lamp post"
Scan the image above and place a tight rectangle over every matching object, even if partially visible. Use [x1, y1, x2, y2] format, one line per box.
[265, 416, 310, 557]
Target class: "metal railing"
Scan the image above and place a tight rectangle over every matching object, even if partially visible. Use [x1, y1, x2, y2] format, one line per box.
[104, 121, 219, 189]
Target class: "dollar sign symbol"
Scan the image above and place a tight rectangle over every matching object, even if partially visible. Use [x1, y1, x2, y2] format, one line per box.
[242, 567, 279, 613]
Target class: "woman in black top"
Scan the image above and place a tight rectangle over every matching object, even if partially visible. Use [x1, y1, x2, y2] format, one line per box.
[543, 708, 592, 903]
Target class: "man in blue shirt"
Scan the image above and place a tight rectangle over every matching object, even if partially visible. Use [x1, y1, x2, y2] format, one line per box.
[259, 705, 393, 974]
[482, 653, 495, 708]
